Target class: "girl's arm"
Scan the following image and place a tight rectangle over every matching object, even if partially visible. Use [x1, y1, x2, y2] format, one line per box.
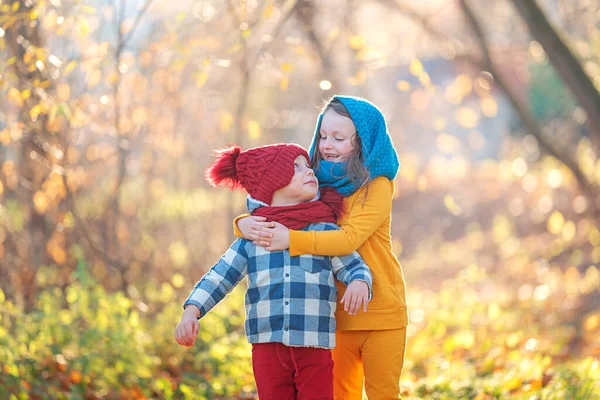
[290, 177, 394, 257]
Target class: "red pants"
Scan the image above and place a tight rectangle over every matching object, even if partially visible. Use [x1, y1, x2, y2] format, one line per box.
[251, 342, 333, 400]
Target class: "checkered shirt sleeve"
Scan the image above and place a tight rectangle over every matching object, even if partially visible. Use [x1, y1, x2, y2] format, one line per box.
[183, 238, 249, 317]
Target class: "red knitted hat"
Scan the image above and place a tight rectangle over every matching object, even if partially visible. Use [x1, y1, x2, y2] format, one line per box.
[205, 143, 311, 205]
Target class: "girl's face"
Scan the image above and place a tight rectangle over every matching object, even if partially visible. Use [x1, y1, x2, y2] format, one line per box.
[318, 109, 356, 162]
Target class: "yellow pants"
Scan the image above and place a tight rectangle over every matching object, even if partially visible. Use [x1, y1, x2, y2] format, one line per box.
[332, 328, 407, 400]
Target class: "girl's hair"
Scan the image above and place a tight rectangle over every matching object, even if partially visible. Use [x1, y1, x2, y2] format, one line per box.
[312, 99, 370, 188]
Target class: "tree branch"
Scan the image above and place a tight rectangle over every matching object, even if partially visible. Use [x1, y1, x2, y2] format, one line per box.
[509, 0, 600, 138]
[459, 0, 595, 198]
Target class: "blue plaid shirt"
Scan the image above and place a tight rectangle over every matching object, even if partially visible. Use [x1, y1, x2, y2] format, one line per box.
[183, 222, 372, 349]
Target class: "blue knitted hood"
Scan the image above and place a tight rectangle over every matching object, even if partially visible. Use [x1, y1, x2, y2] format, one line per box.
[308, 95, 400, 182]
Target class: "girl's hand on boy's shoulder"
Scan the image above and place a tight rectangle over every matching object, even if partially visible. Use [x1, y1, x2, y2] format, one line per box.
[238, 216, 276, 241]
[341, 281, 369, 316]
[255, 221, 290, 251]
[175, 306, 200, 347]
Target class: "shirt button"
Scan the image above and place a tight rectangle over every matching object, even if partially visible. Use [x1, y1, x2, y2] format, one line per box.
[285, 301, 289, 305]
[284, 327, 289, 331]
[285, 273, 290, 277]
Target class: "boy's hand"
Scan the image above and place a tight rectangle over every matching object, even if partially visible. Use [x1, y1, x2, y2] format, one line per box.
[175, 306, 201, 347]
[340, 281, 369, 316]
[238, 216, 275, 241]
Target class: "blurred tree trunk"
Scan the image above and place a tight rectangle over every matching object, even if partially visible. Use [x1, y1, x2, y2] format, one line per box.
[382, 0, 597, 201]
[509, 0, 600, 144]
[459, 0, 596, 200]
[3, 0, 53, 309]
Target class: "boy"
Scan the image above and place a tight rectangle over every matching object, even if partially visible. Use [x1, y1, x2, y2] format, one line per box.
[175, 143, 372, 400]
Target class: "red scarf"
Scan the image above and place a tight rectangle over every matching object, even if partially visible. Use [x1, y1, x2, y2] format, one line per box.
[252, 187, 345, 230]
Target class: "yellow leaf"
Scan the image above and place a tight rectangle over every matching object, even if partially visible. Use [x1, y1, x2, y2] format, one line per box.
[79, 17, 90, 37]
[561, 221, 576, 242]
[63, 60, 77, 76]
[279, 76, 289, 92]
[21, 89, 31, 100]
[445, 84, 463, 105]
[106, 71, 119, 84]
[87, 70, 101, 88]
[33, 191, 49, 213]
[443, 194, 463, 216]
[328, 28, 340, 39]
[547, 211, 565, 235]
[433, 117, 446, 131]
[456, 107, 480, 129]
[584, 314, 600, 332]
[51, 246, 66, 264]
[281, 62, 293, 73]
[481, 96, 498, 117]
[419, 73, 431, 88]
[264, 4, 274, 18]
[2, 161, 15, 176]
[172, 273, 185, 288]
[503, 377, 522, 391]
[150, 179, 166, 199]
[396, 80, 411, 91]
[436, 133, 460, 154]
[8, 87, 23, 107]
[348, 35, 366, 50]
[132, 107, 148, 125]
[493, 215, 513, 242]
[11, 1, 20, 12]
[46, 115, 63, 133]
[219, 112, 234, 133]
[456, 74, 472, 95]
[30, 104, 45, 120]
[409, 59, 424, 76]
[29, 8, 39, 20]
[7, 56, 17, 66]
[0, 128, 11, 146]
[56, 83, 70, 101]
[196, 71, 208, 88]
[169, 242, 189, 266]
[248, 120, 261, 140]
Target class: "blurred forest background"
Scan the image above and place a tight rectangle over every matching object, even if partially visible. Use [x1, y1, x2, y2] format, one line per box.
[1, 0, 600, 398]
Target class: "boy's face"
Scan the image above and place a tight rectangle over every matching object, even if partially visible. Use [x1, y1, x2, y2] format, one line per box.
[318, 109, 356, 162]
[271, 155, 318, 206]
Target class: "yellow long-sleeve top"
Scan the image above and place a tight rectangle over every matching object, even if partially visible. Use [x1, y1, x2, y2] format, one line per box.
[234, 177, 407, 331]
[290, 177, 407, 330]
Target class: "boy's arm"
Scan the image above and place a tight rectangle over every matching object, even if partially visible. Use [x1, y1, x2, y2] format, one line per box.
[289, 178, 394, 257]
[183, 238, 249, 317]
[330, 252, 373, 300]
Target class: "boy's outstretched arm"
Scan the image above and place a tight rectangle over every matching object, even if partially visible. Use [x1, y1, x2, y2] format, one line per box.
[175, 239, 249, 346]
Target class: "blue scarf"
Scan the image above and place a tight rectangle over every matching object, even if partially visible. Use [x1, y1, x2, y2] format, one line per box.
[315, 160, 361, 197]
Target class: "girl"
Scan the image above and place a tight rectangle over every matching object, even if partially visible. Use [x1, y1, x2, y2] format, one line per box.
[235, 96, 408, 399]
